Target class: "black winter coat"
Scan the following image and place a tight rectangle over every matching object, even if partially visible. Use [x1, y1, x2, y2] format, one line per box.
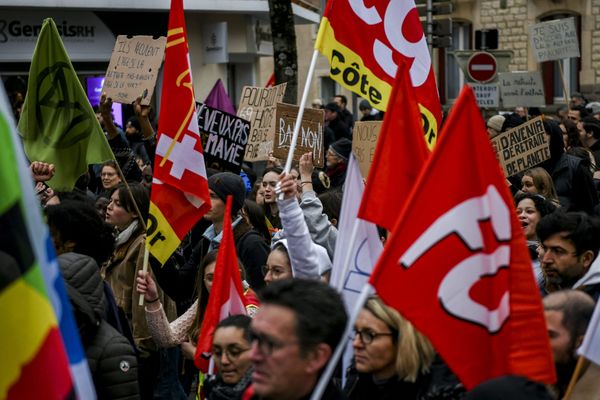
[58, 252, 139, 400]
[151, 218, 270, 302]
[343, 356, 463, 400]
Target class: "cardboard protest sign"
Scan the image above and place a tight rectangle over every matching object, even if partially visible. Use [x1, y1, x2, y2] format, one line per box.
[103, 35, 166, 105]
[529, 17, 580, 63]
[196, 102, 250, 173]
[237, 83, 287, 162]
[490, 116, 550, 177]
[272, 103, 324, 168]
[352, 121, 382, 179]
[499, 72, 545, 107]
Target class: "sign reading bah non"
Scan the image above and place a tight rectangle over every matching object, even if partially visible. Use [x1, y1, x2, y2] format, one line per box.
[196, 102, 250, 173]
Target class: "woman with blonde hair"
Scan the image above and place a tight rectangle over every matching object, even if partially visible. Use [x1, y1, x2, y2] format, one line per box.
[521, 167, 561, 207]
[345, 296, 462, 399]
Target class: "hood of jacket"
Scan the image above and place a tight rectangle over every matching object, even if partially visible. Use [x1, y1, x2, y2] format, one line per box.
[58, 252, 106, 332]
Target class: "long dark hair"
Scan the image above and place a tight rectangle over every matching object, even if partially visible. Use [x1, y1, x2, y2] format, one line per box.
[243, 199, 271, 244]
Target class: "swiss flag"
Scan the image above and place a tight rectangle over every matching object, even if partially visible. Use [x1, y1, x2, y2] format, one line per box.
[194, 196, 249, 370]
[147, 0, 210, 265]
[358, 60, 429, 231]
[369, 86, 555, 389]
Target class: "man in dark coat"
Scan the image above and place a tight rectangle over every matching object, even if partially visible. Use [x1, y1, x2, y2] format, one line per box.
[151, 172, 270, 300]
[324, 102, 351, 152]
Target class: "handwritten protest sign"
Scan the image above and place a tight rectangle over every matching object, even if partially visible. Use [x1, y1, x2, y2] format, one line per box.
[499, 72, 545, 107]
[237, 83, 287, 162]
[103, 35, 166, 105]
[196, 102, 250, 173]
[490, 116, 550, 177]
[529, 17, 580, 63]
[352, 121, 381, 179]
[272, 103, 324, 167]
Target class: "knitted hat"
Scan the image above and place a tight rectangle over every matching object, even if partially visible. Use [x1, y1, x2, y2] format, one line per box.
[359, 99, 372, 111]
[487, 115, 505, 132]
[208, 172, 246, 214]
[324, 102, 341, 113]
[329, 138, 352, 161]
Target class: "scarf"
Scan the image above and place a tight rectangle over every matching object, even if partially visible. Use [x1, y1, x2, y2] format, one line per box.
[115, 219, 140, 247]
[206, 368, 253, 400]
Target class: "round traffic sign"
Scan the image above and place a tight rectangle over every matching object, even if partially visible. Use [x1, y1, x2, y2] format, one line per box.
[467, 52, 497, 83]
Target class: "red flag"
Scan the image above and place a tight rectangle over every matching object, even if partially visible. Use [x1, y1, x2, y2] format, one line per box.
[315, 0, 441, 148]
[194, 196, 248, 370]
[369, 86, 556, 389]
[265, 73, 275, 88]
[358, 60, 429, 230]
[147, 0, 210, 264]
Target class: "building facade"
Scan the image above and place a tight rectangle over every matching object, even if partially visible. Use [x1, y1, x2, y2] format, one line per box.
[439, 0, 600, 109]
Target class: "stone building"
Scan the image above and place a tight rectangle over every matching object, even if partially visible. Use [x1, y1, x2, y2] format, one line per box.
[439, 0, 599, 108]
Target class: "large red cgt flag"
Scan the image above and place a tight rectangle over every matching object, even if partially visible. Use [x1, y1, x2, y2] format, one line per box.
[194, 196, 248, 370]
[147, 0, 210, 264]
[315, 0, 441, 149]
[369, 86, 556, 389]
[358, 60, 429, 230]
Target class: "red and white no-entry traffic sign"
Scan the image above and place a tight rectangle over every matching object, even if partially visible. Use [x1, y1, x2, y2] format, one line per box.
[467, 52, 497, 83]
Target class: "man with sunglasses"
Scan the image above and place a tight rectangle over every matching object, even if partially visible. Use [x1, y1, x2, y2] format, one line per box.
[245, 279, 347, 400]
[537, 211, 600, 300]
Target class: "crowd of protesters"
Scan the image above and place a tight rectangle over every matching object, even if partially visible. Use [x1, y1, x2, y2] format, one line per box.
[19, 88, 600, 400]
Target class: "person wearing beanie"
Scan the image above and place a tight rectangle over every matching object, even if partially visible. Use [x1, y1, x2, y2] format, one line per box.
[326, 138, 352, 189]
[358, 99, 380, 121]
[486, 115, 505, 138]
[192, 172, 269, 290]
[324, 102, 351, 151]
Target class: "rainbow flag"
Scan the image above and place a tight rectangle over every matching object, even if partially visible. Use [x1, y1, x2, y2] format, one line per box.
[0, 81, 95, 398]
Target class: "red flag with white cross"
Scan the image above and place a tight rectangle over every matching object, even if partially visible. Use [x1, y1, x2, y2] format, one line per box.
[369, 86, 556, 389]
[146, 0, 210, 264]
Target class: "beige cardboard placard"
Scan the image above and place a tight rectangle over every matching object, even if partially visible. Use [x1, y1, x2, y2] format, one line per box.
[490, 116, 550, 177]
[103, 35, 166, 105]
[352, 121, 382, 179]
[272, 103, 324, 168]
[237, 83, 287, 162]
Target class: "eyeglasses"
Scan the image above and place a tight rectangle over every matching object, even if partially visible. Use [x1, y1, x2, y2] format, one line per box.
[353, 329, 394, 345]
[540, 245, 578, 258]
[212, 345, 250, 361]
[248, 330, 298, 356]
[261, 180, 277, 188]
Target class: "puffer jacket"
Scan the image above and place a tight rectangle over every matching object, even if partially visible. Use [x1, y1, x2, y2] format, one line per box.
[58, 252, 139, 400]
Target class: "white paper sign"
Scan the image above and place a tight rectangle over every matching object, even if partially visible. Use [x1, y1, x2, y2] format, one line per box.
[498, 72, 546, 108]
[469, 83, 499, 108]
[529, 18, 580, 62]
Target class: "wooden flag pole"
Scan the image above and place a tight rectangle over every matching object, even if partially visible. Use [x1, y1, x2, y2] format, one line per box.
[563, 356, 587, 400]
[109, 159, 151, 306]
[557, 60, 571, 113]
